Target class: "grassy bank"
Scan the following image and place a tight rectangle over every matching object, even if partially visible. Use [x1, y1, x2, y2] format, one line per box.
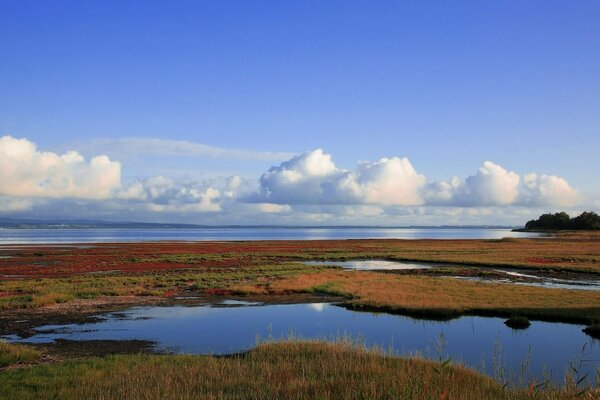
[1, 340, 595, 400]
[233, 271, 600, 323]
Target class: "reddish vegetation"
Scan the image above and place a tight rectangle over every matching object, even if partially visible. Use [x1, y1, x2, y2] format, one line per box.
[0, 241, 383, 278]
[203, 288, 235, 296]
[524, 257, 561, 264]
[0, 237, 599, 279]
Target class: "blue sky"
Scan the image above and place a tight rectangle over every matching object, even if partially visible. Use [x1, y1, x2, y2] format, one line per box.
[0, 1, 599, 225]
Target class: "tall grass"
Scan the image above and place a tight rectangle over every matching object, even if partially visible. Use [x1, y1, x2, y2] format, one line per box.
[2, 340, 595, 400]
[0, 341, 40, 368]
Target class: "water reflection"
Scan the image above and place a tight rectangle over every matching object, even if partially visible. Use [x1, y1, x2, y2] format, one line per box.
[305, 259, 600, 291]
[304, 260, 432, 270]
[0, 227, 541, 244]
[6, 302, 598, 384]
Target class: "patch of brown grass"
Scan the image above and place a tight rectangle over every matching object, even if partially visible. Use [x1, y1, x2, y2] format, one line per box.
[234, 271, 600, 322]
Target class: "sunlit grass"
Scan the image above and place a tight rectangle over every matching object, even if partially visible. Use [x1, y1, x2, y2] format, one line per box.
[1, 237, 599, 323]
[233, 271, 600, 323]
[0, 262, 323, 310]
[1, 340, 595, 399]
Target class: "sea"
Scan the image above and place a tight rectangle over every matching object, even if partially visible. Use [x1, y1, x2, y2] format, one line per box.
[0, 227, 541, 244]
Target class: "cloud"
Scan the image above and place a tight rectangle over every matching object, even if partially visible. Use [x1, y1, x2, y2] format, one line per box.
[79, 138, 295, 162]
[0, 136, 586, 223]
[252, 152, 580, 209]
[425, 161, 578, 208]
[0, 136, 121, 199]
[253, 203, 292, 213]
[454, 161, 521, 206]
[519, 173, 579, 207]
[118, 177, 222, 212]
[350, 157, 426, 205]
[0, 196, 36, 211]
[252, 149, 426, 206]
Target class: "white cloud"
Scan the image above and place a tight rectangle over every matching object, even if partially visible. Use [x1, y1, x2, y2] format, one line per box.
[253, 153, 581, 210]
[253, 203, 292, 213]
[454, 161, 521, 206]
[0, 136, 121, 199]
[0, 136, 587, 223]
[519, 173, 579, 207]
[424, 177, 461, 205]
[350, 157, 426, 205]
[253, 149, 426, 206]
[425, 161, 578, 208]
[118, 177, 223, 212]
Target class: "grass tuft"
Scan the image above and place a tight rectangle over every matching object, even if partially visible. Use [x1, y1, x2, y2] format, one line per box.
[0, 341, 40, 368]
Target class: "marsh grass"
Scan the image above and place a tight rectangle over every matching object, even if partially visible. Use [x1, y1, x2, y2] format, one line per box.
[1, 339, 594, 400]
[1, 238, 599, 324]
[233, 271, 600, 324]
[0, 262, 321, 310]
[0, 341, 40, 368]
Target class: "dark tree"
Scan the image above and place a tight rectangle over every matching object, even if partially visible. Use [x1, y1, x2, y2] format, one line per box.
[570, 211, 600, 230]
[525, 211, 600, 230]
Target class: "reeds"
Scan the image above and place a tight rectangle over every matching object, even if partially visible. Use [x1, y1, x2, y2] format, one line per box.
[0, 339, 597, 399]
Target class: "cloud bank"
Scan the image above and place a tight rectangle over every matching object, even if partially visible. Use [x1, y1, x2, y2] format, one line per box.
[253, 149, 426, 206]
[252, 149, 579, 208]
[0, 136, 585, 224]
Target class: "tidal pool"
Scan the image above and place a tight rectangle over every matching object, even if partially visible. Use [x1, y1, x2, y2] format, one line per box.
[303, 260, 432, 270]
[305, 260, 600, 291]
[6, 302, 598, 385]
[453, 269, 600, 292]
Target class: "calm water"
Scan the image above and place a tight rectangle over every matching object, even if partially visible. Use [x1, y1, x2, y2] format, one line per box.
[0, 228, 540, 244]
[304, 260, 600, 291]
[7, 302, 598, 385]
[455, 271, 600, 292]
[304, 260, 433, 270]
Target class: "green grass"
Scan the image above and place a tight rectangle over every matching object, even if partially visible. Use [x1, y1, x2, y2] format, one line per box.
[1, 340, 595, 400]
[0, 341, 40, 368]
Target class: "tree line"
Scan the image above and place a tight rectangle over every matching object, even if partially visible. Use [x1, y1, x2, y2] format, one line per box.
[525, 211, 600, 230]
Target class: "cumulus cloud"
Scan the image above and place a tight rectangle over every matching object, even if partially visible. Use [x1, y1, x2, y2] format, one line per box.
[350, 157, 426, 205]
[252, 149, 426, 206]
[425, 161, 578, 208]
[0, 136, 585, 223]
[118, 177, 222, 212]
[254, 153, 579, 210]
[519, 173, 579, 207]
[0, 136, 121, 199]
[454, 161, 521, 206]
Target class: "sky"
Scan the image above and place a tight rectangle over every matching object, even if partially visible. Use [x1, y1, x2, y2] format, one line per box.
[0, 1, 599, 225]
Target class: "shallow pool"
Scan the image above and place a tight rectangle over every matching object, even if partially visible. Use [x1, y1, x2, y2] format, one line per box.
[6, 301, 598, 385]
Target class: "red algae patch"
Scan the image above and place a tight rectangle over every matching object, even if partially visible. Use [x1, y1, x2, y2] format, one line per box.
[524, 257, 561, 264]
[1, 237, 600, 280]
